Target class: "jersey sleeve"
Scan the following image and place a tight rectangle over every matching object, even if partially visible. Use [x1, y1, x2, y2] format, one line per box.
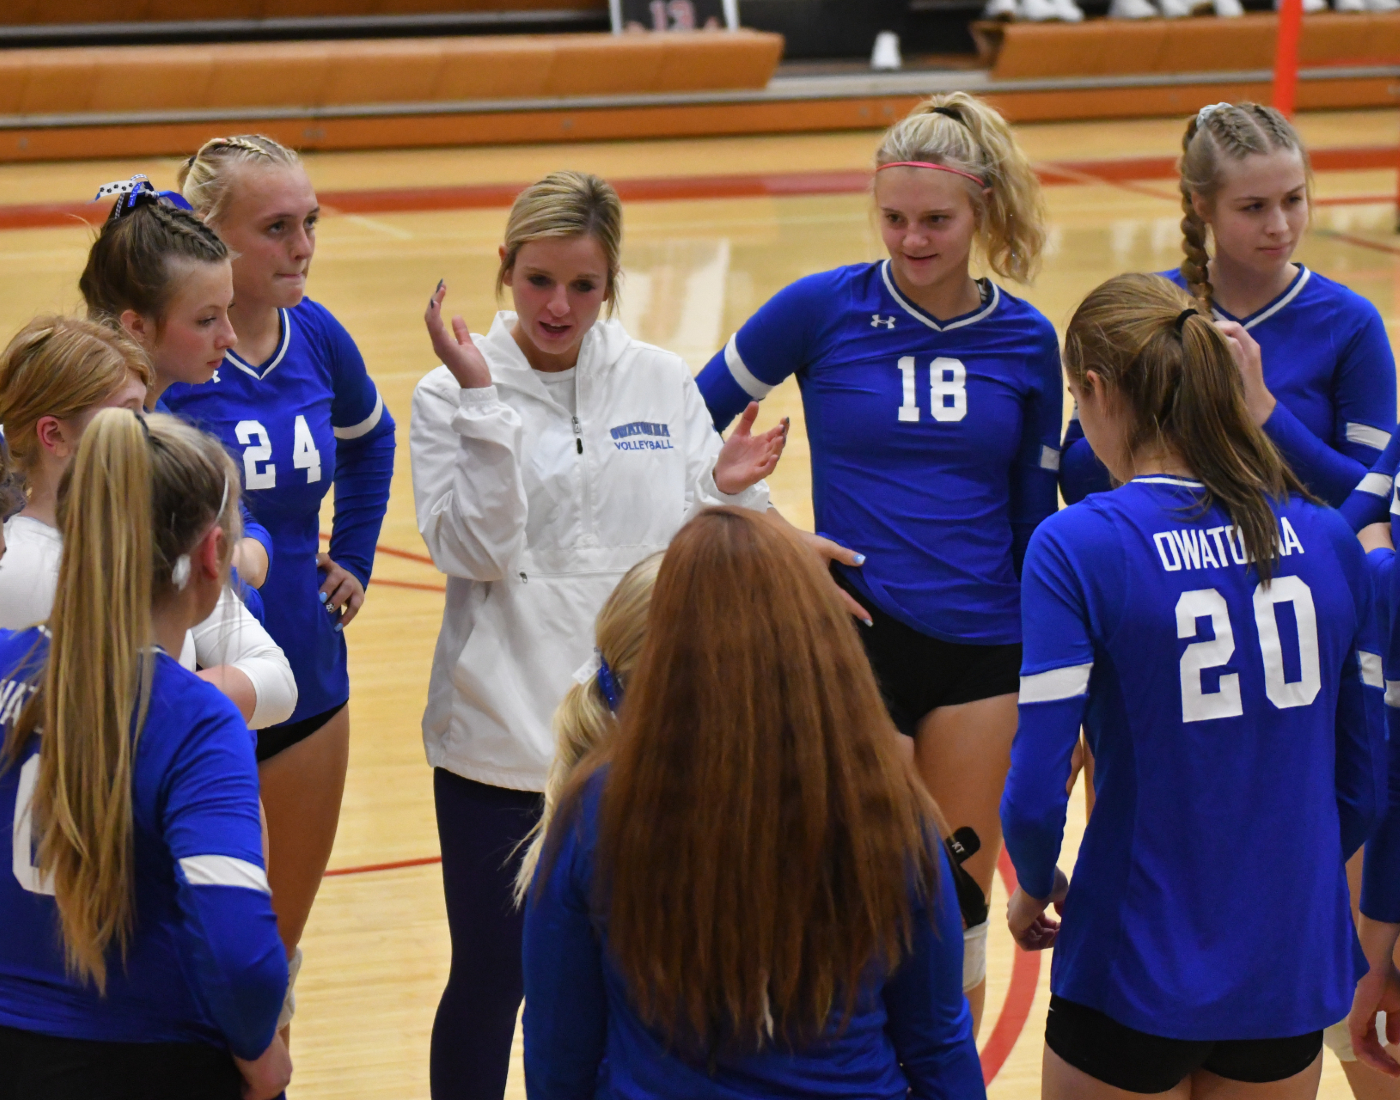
[1363, 547, 1400, 920]
[319, 305, 397, 589]
[1331, 524, 1388, 862]
[161, 692, 287, 1060]
[237, 501, 272, 575]
[1059, 406, 1112, 505]
[696, 270, 844, 431]
[1332, 300, 1396, 472]
[1001, 513, 1104, 900]
[1340, 425, 1400, 533]
[1008, 325, 1065, 575]
[522, 795, 607, 1100]
[678, 368, 770, 520]
[188, 587, 298, 729]
[881, 846, 986, 1100]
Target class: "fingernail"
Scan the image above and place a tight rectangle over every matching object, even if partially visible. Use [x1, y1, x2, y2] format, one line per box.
[436, 279, 444, 292]
[326, 602, 337, 615]
[863, 617, 874, 627]
[853, 553, 866, 565]
[334, 623, 343, 633]
[319, 591, 328, 604]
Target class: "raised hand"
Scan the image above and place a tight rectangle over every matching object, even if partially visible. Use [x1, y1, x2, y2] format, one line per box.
[425, 281, 492, 390]
[1215, 319, 1275, 428]
[714, 402, 788, 495]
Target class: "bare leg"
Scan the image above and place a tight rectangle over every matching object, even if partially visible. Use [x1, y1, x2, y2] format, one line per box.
[258, 705, 352, 1046]
[914, 692, 1018, 1040]
[1335, 851, 1400, 1098]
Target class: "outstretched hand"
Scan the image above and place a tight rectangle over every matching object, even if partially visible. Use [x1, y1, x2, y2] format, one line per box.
[1215, 319, 1275, 428]
[425, 281, 492, 390]
[715, 403, 788, 496]
[1007, 868, 1069, 951]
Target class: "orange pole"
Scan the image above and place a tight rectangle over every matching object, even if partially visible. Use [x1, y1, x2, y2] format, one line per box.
[1272, 0, 1304, 117]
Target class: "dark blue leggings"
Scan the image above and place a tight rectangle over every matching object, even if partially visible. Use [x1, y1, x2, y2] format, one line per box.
[430, 769, 543, 1100]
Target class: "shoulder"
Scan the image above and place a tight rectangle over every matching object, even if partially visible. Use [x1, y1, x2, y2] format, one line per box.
[0, 625, 49, 678]
[3, 515, 61, 555]
[759, 263, 871, 317]
[594, 320, 691, 380]
[291, 298, 361, 361]
[147, 652, 253, 752]
[987, 286, 1059, 347]
[1302, 269, 1385, 328]
[290, 297, 345, 334]
[1030, 497, 1118, 557]
[1152, 268, 1188, 290]
[1292, 495, 1364, 563]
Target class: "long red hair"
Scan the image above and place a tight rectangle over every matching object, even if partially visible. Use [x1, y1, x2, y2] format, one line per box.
[552, 507, 939, 1052]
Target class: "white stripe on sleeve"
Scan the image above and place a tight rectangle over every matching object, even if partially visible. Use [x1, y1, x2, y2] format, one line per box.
[333, 390, 384, 440]
[1357, 472, 1393, 498]
[1387, 681, 1400, 709]
[1346, 422, 1391, 451]
[1019, 663, 1093, 704]
[179, 855, 271, 893]
[723, 334, 773, 401]
[1360, 651, 1384, 689]
[1039, 446, 1061, 472]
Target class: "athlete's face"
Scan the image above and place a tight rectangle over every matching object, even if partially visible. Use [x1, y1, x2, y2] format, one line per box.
[875, 168, 980, 291]
[1197, 150, 1308, 278]
[217, 165, 319, 311]
[37, 372, 149, 466]
[1068, 372, 1132, 484]
[502, 235, 610, 370]
[122, 260, 236, 393]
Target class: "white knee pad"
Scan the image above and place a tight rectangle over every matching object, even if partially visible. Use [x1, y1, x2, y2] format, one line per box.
[276, 946, 304, 1031]
[1324, 1019, 1356, 1062]
[963, 920, 989, 993]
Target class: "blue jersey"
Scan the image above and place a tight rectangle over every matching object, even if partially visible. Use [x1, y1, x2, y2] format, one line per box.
[697, 262, 1063, 645]
[0, 628, 286, 1057]
[1062, 267, 1395, 508]
[1361, 545, 1400, 922]
[163, 299, 396, 724]
[523, 772, 984, 1100]
[1002, 478, 1386, 1040]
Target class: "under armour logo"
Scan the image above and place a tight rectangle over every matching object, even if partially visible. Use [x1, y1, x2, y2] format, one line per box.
[871, 314, 896, 329]
[211, 369, 221, 383]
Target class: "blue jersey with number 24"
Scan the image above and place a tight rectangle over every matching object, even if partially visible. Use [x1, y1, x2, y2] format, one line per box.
[697, 261, 1063, 645]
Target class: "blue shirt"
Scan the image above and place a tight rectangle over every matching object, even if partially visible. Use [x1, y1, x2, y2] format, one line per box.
[163, 299, 396, 724]
[1061, 267, 1395, 508]
[522, 774, 984, 1100]
[1002, 478, 1386, 1039]
[697, 262, 1063, 645]
[1361, 544, 1400, 922]
[0, 628, 286, 1058]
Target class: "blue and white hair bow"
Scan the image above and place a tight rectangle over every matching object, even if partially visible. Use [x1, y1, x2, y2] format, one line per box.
[93, 174, 192, 211]
[1196, 102, 1231, 129]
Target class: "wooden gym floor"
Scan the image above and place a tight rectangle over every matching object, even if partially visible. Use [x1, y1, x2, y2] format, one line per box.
[1, 109, 1398, 1098]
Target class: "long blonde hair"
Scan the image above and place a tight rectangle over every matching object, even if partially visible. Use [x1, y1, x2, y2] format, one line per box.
[3, 410, 241, 991]
[1064, 274, 1308, 585]
[1179, 102, 1311, 311]
[177, 134, 302, 225]
[496, 171, 623, 315]
[0, 317, 153, 499]
[875, 92, 1047, 284]
[514, 552, 661, 905]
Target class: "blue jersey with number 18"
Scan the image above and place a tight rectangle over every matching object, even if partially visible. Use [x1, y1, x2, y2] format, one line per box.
[1002, 477, 1386, 1040]
[696, 261, 1062, 645]
[163, 298, 395, 726]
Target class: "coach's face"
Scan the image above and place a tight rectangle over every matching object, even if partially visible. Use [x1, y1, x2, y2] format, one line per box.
[875, 168, 980, 296]
[502, 234, 610, 372]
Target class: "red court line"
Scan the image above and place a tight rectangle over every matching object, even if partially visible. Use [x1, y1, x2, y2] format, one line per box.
[373, 578, 447, 593]
[324, 854, 442, 877]
[318, 530, 437, 567]
[980, 847, 1043, 1086]
[2, 145, 1396, 231]
[1314, 227, 1400, 255]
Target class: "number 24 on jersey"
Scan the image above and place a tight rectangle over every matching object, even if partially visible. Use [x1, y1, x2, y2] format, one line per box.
[235, 416, 322, 490]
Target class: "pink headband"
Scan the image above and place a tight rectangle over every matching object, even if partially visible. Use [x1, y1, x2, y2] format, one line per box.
[877, 161, 987, 188]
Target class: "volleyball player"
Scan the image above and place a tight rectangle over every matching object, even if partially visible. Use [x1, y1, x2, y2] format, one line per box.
[695, 90, 1062, 1033]
[1061, 102, 1395, 508]
[0, 317, 295, 730]
[523, 507, 983, 1100]
[413, 170, 779, 1100]
[161, 136, 396, 1024]
[1003, 273, 1386, 1099]
[0, 409, 288, 1100]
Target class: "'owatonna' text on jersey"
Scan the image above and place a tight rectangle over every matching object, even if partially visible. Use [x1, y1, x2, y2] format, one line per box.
[163, 299, 395, 725]
[1002, 478, 1385, 1040]
[1062, 267, 1395, 507]
[697, 261, 1063, 645]
[0, 628, 286, 1059]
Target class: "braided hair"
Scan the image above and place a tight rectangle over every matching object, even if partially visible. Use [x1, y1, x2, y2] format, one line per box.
[178, 134, 302, 225]
[1179, 102, 1310, 311]
[79, 186, 228, 329]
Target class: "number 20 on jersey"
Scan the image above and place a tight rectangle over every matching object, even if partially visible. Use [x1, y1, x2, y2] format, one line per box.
[897, 357, 967, 423]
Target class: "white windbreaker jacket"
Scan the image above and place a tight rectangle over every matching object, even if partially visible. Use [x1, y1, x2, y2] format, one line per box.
[411, 312, 769, 791]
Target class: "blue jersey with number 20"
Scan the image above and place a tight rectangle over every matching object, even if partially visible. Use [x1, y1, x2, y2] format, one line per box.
[1002, 477, 1386, 1040]
[697, 261, 1063, 645]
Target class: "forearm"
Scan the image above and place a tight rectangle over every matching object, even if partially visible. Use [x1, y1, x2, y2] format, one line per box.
[1264, 402, 1369, 507]
[329, 428, 395, 587]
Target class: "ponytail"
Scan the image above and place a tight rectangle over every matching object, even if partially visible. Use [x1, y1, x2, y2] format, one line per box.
[875, 91, 1047, 283]
[3, 410, 240, 991]
[1179, 102, 1311, 311]
[1063, 273, 1308, 584]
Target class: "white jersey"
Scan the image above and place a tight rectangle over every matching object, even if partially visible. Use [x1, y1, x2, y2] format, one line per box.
[0, 513, 295, 729]
[411, 312, 770, 791]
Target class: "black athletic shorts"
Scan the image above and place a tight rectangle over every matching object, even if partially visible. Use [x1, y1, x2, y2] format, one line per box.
[1046, 995, 1324, 1093]
[0, 1022, 241, 1100]
[256, 700, 347, 763]
[833, 567, 1021, 737]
